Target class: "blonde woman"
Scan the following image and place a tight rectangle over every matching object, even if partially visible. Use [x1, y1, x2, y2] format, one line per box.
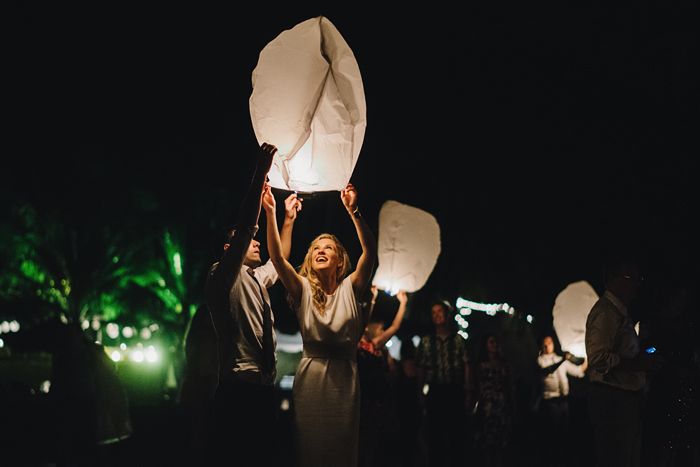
[263, 183, 376, 467]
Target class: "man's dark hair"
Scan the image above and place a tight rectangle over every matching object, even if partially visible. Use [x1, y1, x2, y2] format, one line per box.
[602, 255, 639, 285]
[213, 225, 235, 260]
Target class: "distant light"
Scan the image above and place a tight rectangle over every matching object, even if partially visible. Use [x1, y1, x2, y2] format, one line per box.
[158, 278, 166, 287]
[111, 351, 122, 362]
[423, 384, 429, 395]
[460, 308, 472, 315]
[122, 327, 134, 338]
[60, 314, 69, 324]
[112, 256, 119, 264]
[40, 380, 51, 393]
[149, 324, 160, 331]
[173, 253, 182, 276]
[140, 328, 152, 340]
[106, 323, 120, 339]
[458, 330, 469, 340]
[0, 339, 4, 348]
[280, 398, 291, 411]
[1, 322, 9, 333]
[10, 321, 20, 332]
[386, 339, 393, 348]
[132, 350, 144, 362]
[455, 298, 514, 316]
[146, 346, 158, 362]
[120, 343, 127, 350]
[280, 375, 295, 390]
[526, 315, 533, 323]
[82, 320, 90, 330]
[91, 319, 100, 331]
[412, 335, 420, 348]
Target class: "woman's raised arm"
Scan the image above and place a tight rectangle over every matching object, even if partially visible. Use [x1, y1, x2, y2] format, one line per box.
[341, 183, 377, 300]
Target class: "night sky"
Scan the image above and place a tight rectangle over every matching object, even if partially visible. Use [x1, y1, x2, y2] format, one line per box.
[5, 3, 698, 337]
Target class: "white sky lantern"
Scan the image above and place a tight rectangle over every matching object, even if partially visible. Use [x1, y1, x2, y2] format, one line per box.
[552, 280, 599, 358]
[250, 16, 367, 192]
[372, 201, 441, 293]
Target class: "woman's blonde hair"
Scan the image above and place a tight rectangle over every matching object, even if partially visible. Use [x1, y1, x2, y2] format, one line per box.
[296, 233, 352, 316]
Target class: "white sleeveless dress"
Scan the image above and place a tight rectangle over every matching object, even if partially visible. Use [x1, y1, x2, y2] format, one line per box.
[293, 276, 361, 467]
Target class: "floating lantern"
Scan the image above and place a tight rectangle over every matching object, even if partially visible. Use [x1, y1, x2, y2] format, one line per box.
[552, 281, 599, 357]
[250, 16, 367, 192]
[372, 201, 441, 293]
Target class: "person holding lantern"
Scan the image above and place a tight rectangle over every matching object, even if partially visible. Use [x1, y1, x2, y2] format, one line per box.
[264, 182, 376, 467]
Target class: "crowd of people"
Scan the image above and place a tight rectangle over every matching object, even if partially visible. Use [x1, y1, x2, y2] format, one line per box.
[184, 143, 699, 467]
[24, 143, 696, 466]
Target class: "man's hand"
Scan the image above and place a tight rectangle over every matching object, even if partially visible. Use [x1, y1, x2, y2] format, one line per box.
[284, 192, 303, 221]
[341, 183, 358, 213]
[262, 184, 275, 213]
[258, 143, 277, 173]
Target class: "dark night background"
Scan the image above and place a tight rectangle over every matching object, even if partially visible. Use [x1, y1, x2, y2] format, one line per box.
[1, 2, 699, 466]
[6, 2, 697, 331]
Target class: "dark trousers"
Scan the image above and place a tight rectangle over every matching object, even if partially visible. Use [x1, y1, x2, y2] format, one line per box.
[588, 383, 642, 467]
[425, 383, 468, 467]
[213, 380, 277, 467]
[540, 397, 570, 467]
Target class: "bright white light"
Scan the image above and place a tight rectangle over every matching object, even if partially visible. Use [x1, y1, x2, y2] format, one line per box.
[149, 324, 159, 331]
[10, 321, 19, 332]
[280, 399, 290, 411]
[0, 339, 4, 348]
[1, 322, 9, 333]
[423, 384, 429, 395]
[122, 327, 134, 338]
[91, 319, 100, 331]
[458, 330, 469, 340]
[146, 346, 158, 362]
[82, 320, 90, 330]
[526, 315, 533, 323]
[385, 339, 393, 348]
[120, 343, 127, 350]
[106, 323, 120, 339]
[140, 328, 152, 340]
[568, 343, 587, 358]
[412, 335, 421, 348]
[111, 351, 122, 362]
[173, 253, 182, 276]
[40, 380, 51, 393]
[132, 350, 144, 363]
[460, 307, 472, 315]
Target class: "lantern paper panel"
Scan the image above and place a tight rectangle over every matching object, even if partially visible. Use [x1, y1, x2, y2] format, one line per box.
[250, 16, 367, 192]
[372, 201, 441, 294]
[552, 281, 599, 357]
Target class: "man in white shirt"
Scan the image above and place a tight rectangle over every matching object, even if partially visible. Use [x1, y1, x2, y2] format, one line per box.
[205, 143, 301, 467]
[537, 335, 587, 466]
[585, 256, 663, 467]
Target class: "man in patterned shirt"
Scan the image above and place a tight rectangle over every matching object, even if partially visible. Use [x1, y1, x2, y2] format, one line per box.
[416, 301, 471, 466]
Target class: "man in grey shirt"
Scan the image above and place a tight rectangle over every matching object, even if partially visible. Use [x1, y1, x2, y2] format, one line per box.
[585, 256, 663, 467]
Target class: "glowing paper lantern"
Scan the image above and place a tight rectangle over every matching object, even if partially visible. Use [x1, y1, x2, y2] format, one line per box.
[249, 16, 367, 192]
[552, 281, 599, 357]
[372, 201, 441, 294]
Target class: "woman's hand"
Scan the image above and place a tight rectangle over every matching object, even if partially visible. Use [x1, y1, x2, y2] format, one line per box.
[341, 183, 358, 213]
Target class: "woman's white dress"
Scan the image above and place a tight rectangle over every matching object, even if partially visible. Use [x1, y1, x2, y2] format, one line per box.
[293, 276, 361, 467]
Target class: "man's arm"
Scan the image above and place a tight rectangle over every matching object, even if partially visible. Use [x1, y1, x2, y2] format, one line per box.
[263, 186, 304, 307]
[216, 143, 276, 280]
